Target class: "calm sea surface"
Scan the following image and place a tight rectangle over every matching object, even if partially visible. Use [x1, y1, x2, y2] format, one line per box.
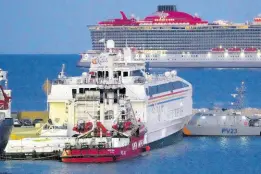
[1, 137, 261, 174]
[1, 55, 261, 174]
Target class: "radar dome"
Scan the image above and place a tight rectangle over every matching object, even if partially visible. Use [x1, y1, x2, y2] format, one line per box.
[82, 72, 88, 77]
[83, 54, 89, 60]
[107, 40, 115, 49]
[165, 71, 171, 77]
[171, 70, 177, 76]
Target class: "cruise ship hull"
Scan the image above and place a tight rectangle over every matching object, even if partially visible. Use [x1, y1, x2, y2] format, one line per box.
[0, 118, 13, 154]
[148, 61, 261, 68]
[77, 61, 261, 68]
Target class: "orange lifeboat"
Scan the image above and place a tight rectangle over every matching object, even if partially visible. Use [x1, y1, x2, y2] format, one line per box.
[112, 121, 133, 132]
[73, 121, 93, 133]
[211, 47, 225, 53]
[254, 17, 261, 23]
[244, 47, 257, 53]
[228, 47, 241, 53]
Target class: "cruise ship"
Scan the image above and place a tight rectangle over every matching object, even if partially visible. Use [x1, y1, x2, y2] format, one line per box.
[48, 40, 193, 149]
[78, 5, 261, 68]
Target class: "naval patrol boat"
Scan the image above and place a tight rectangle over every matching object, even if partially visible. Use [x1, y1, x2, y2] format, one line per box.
[183, 81, 261, 136]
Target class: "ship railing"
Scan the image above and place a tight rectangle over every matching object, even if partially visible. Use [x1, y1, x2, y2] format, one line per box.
[52, 75, 146, 86]
[148, 74, 177, 82]
[75, 94, 100, 101]
[53, 77, 84, 85]
[122, 76, 145, 84]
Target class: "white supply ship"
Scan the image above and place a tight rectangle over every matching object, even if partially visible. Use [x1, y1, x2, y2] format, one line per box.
[48, 40, 193, 148]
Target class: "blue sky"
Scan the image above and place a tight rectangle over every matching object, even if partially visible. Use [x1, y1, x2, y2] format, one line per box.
[0, 0, 261, 54]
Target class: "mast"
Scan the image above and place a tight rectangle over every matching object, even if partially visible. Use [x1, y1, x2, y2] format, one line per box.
[231, 81, 246, 110]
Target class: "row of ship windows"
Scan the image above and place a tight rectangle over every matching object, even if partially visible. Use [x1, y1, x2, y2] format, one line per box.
[92, 32, 261, 36]
[93, 31, 261, 34]
[143, 54, 258, 58]
[144, 58, 259, 61]
[146, 81, 189, 96]
[92, 34, 260, 39]
[93, 40, 261, 43]
[166, 56, 259, 59]
[94, 45, 261, 49]
[92, 29, 261, 33]
[94, 47, 261, 51]
[92, 36, 260, 40]
[92, 38, 260, 42]
[93, 35, 260, 38]
[94, 42, 261, 45]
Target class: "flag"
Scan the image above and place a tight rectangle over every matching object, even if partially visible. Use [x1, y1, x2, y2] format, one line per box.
[43, 78, 52, 95]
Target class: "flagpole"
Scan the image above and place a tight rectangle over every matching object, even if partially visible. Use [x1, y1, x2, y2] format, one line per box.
[46, 78, 49, 112]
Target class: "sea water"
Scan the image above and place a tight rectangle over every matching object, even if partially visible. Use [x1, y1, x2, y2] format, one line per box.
[1, 55, 261, 174]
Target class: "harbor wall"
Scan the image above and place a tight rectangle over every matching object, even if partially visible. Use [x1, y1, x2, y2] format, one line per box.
[12, 111, 49, 122]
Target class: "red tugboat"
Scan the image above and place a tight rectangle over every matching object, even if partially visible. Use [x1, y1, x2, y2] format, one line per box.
[61, 106, 148, 163]
[61, 120, 148, 163]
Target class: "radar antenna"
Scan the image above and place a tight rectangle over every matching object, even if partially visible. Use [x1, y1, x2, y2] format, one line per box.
[58, 64, 66, 79]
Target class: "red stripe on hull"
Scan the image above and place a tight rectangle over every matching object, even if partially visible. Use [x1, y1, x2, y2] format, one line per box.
[149, 89, 188, 100]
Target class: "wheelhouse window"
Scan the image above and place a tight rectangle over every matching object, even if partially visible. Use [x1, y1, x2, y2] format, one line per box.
[123, 72, 129, 77]
[148, 81, 189, 96]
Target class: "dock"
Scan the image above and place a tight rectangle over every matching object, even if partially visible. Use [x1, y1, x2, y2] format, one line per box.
[1, 137, 76, 161]
[0, 150, 61, 161]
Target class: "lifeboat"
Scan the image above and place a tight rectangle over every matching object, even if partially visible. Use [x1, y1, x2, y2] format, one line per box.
[254, 16, 261, 24]
[211, 47, 225, 53]
[112, 121, 133, 132]
[73, 121, 93, 133]
[244, 47, 258, 53]
[228, 47, 241, 53]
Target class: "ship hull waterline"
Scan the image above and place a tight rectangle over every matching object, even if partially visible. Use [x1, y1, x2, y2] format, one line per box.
[61, 129, 184, 163]
[61, 135, 147, 163]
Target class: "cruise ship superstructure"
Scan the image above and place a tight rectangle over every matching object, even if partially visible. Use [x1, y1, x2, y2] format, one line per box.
[48, 40, 193, 148]
[78, 5, 261, 68]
